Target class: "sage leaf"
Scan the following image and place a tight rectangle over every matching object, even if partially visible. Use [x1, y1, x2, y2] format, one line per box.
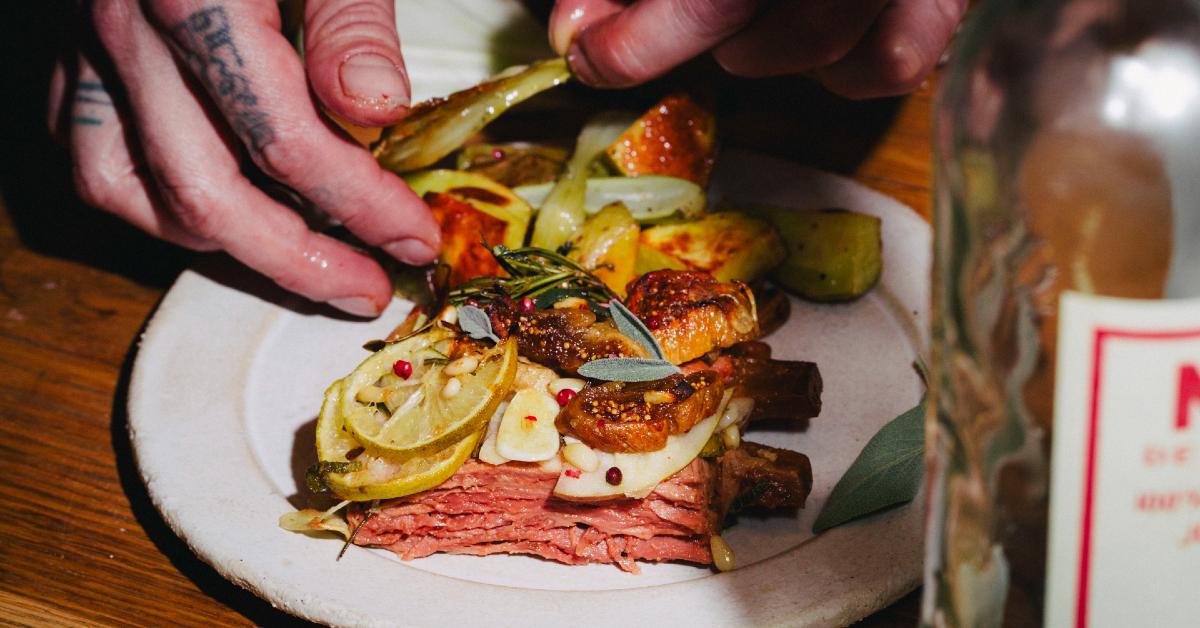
[812, 397, 925, 533]
[577, 357, 680, 382]
[608, 299, 666, 360]
[458, 305, 499, 343]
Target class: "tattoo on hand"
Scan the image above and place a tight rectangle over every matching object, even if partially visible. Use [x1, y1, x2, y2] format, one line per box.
[72, 81, 112, 127]
[171, 6, 275, 154]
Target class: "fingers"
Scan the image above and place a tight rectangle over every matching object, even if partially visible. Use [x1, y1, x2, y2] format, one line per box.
[303, 0, 410, 127]
[567, 0, 764, 87]
[92, 0, 399, 315]
[548, 0, 624, 56]
[814, 0, 966, 99]
[136, 0, 439, 263]
[67, 53, 218, 251]
[711, 0, 890, 78]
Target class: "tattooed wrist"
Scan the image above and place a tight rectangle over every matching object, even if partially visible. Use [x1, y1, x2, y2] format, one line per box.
[170, 6, 275, 154]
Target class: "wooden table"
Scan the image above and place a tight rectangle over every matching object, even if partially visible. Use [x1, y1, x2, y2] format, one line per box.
[0, 45, 933, 624]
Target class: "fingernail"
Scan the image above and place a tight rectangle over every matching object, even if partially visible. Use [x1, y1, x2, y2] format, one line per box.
[383, 238, 437, 265]
[328, 296, 384, 317]
[340, 53, 409, 106]
[549, 9, 582, 55]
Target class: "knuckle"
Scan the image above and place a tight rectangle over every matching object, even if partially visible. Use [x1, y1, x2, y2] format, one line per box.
[308, 0, 396, 47]
[72, 166, 116, 210]
[158, 180, 225, 238]
[252, 127, 314, 183]
[867, 37, 930, 95]
[673, 0, 758, 39]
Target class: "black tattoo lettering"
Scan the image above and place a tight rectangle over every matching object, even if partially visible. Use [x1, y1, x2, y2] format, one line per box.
[171, 6, 275, 153]
[72, 81, 112, 127]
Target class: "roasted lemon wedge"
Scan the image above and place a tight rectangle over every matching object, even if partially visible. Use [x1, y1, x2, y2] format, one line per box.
[341, 330, 517, 457]
[317, 362, 484, 501]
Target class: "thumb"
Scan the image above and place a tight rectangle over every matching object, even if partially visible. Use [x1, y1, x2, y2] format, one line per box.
[304, 0, 410, 128]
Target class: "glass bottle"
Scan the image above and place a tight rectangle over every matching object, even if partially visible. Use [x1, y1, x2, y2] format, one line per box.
[924, 0, 1200, 626]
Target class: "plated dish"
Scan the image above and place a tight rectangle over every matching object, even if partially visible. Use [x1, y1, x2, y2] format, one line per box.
[130, 149, 929, 627]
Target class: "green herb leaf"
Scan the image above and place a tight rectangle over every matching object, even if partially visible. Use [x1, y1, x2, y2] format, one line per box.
[458, 305, 499, 343]
[812, 397, 925, 533]
[577, 357, 680, 382]
[608, 299, 667, 360]
[449, 245, 617, 310]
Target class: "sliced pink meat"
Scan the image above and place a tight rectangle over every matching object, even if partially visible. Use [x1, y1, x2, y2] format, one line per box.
[349, 458, 718, 574]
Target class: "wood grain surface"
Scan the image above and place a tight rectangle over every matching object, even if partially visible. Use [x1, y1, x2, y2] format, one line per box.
[0, 9, 933, 624]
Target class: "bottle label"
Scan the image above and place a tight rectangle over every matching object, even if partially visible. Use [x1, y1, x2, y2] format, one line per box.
[1045, 293, 1200, 628]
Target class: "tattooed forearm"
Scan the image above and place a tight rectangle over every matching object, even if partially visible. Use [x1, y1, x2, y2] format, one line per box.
[170, 6, 275, 153]
[73, 81, 112, 127]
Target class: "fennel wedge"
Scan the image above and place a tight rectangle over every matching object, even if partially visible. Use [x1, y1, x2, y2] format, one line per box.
[373, 58, 571, 173]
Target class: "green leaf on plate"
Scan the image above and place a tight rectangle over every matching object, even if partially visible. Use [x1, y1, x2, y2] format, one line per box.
[812, 397, 925, 533]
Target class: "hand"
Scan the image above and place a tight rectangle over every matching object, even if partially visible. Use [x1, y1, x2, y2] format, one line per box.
[48, 0, 440, 317]
[549, 0, 966, 99]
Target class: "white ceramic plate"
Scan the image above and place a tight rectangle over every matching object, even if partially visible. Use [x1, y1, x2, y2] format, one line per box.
[129, 150, 930, 627]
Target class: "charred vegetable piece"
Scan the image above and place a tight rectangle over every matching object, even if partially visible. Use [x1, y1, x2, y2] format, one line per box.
[456, 143, 568, 187]
[557, 371, 725, 453]
[374, 58, 571, 172]
[749, 206, 883, 302]
[717, 441, 814, 515]
[512, 306, 648, 374]
[605, 93, 717, 186]
[624, 270, 759, 365]
[635, 212, 786, 283]
[566, 203, 640, 296]
[405, 170, 533, 286]
[530, 112, 634, 249]
[514, 176, 705, 224]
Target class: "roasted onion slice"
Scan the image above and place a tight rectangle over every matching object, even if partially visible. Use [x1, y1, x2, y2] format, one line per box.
[557, 371, 725, 453]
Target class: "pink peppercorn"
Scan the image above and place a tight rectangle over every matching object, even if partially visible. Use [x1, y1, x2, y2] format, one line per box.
[519, 296, 536, 312]
[564, 469, 581, 479]
[555, 388, 577, 407]
[392, 359, 413, 379]
[646, 315, 662, 330]
[605, 467, 622, 485]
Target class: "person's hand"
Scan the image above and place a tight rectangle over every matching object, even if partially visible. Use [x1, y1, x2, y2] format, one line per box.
[48, 0, 440, 317]
[549, 0, 966, 99]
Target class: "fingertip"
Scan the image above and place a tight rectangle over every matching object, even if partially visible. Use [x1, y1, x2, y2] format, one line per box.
[328, 294, 389, 318]
[310, 52, 410, 128]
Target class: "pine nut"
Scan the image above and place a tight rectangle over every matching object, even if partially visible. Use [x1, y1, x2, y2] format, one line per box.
[710, 535, 736, 572]
[439, 306, 459, 325]
[440, 376, 462, 399]
[553, 297, 589, 310]
[643, 390, 676, 405]
[548, 378, 586, 395]
[444, 355, 479, 376]
[562, 442, 600, 472]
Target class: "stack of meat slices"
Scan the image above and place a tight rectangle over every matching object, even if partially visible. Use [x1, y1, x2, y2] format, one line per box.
[349, 442, 812, 573]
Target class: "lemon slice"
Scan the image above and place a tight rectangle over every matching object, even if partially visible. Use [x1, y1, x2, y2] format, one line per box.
[342, 333, 517, 457]
[316, 373, 482, 501]
[326, 430, 482, 501]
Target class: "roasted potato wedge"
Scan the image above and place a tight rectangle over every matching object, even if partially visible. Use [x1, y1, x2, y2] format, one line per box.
[605, 93, 717, 186]
[635, 212, 786, 283]
[566, 203, 640, 296]
[405, 170, 533, 286]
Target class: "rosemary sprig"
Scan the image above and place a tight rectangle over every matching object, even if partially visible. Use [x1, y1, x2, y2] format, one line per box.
[448, 245, 617, 309]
